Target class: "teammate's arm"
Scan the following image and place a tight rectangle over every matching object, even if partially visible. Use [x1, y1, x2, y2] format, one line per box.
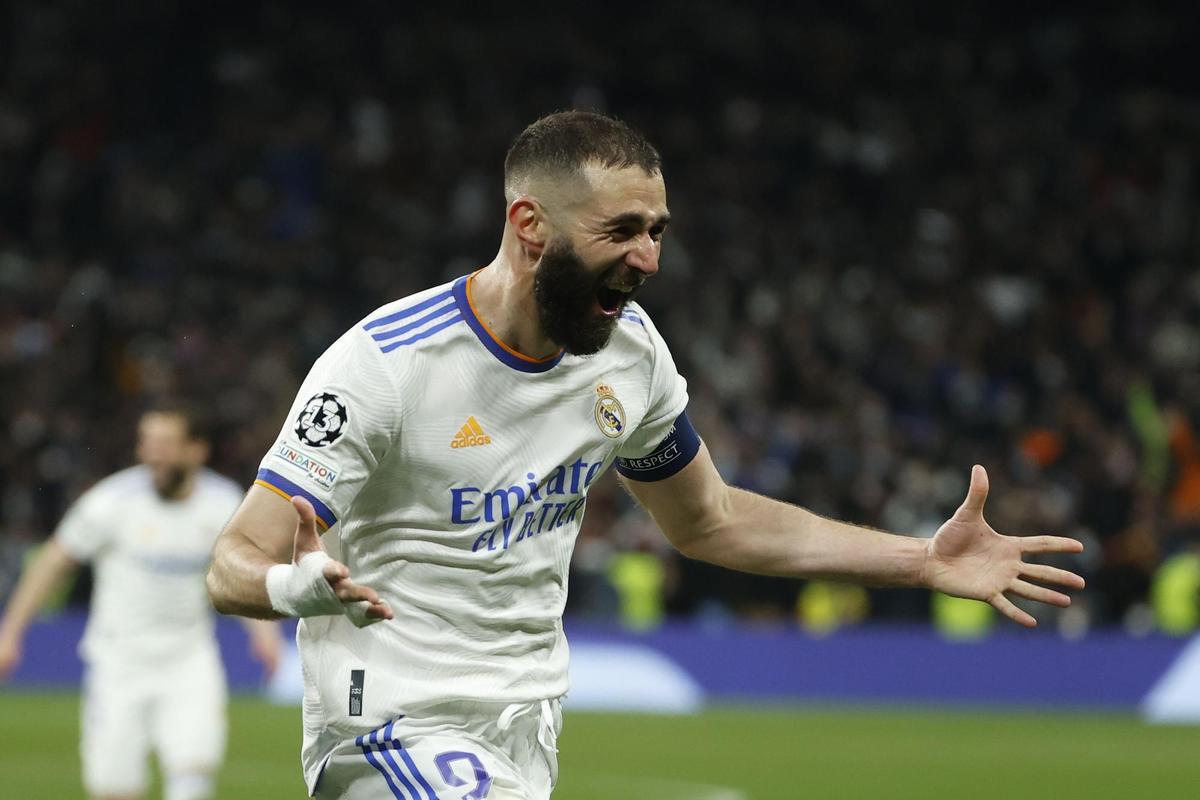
[620, 443, 1085, 627]
[206, 486, 393, 623]
[239, 617, 285, 678]
[0, 539, 80, 680]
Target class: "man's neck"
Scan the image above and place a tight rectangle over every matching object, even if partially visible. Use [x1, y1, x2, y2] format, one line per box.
[469, 256, 561, 361]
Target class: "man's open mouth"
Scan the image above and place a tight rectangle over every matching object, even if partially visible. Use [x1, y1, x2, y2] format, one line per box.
[596, 284, 633, 316]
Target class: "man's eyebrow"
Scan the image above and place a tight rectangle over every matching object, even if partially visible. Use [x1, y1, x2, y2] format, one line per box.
[601, 211, 672, 229]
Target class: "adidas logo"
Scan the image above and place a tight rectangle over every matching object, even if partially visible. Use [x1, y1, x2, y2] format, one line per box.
[451, 416, 492, 448]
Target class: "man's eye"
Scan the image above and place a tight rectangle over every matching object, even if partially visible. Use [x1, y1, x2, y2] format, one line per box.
[611, 227, 635, 241]
[650, 226, 666, 241]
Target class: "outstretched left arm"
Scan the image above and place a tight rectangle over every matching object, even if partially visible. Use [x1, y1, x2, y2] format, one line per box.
[620, 444, 1084, 627]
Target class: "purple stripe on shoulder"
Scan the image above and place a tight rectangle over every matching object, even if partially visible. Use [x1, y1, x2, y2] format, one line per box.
[363, 290, 454, 331]
[370, 298, 457, 341]
[378, 314, 464, 353]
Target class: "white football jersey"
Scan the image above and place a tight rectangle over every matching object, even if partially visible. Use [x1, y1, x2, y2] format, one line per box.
[55, 465, 245, 664]
[255, 273, 692, 787]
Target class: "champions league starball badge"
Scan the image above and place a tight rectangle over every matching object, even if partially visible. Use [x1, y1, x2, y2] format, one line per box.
[295, 392, 348, 448]
[594, 384, 626, 438]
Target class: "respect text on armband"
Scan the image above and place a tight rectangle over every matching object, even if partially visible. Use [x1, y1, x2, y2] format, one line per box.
[450, 457, 604, 553]
[615, 441, 681, 473]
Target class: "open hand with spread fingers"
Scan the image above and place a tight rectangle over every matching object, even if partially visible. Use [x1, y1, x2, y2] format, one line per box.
[278, 495, 395, 626]
[920, 465, 1086, 627]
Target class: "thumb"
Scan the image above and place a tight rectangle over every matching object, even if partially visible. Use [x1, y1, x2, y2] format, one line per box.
[291, 495, 324, 563]
[957, 464, 989, 518]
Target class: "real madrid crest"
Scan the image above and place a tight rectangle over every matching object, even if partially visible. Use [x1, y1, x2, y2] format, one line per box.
[594, 383, 626, 438]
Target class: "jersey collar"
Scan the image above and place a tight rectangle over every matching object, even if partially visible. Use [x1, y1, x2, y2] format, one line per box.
[453, 273, 566, 374]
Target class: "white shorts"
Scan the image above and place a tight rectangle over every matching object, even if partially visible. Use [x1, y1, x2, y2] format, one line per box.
[81, 646, 228, 796]
[314, 699, 562, 800]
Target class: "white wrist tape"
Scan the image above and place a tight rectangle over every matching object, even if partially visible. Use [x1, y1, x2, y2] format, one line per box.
[266, 552, 344, 618]
[265, 551, 384, 627]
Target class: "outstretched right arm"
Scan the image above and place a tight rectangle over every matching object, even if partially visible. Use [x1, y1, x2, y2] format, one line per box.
[0, 539, 80, 680]
[206, 486, 393, 623]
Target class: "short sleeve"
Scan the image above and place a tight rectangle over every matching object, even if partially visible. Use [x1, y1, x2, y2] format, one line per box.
[617, 310, 691, 459]
[55, 487, 115, 562]
[255, 328, 399, 530]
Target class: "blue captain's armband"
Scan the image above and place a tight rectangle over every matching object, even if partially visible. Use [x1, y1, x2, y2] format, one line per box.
[615, 411, 702, 482]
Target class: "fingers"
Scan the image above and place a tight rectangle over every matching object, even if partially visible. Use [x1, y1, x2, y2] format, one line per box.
[321, 558, 350, 583]
[1009, 578, 1071, 608]
[1020, 561, 1086, 590]
[349, 598, 394, 622]
[344, 598, 395, 628]
[292, 494, 316, 524]
[291, 496, 323, 560]
[957, 464, 989, 517]
[324, 568, 396, 621]
[990, 593, 1036, 628]
[329, 576, 380, 606]
[364, 600, 395, 621]
[1019, 535, 1084, 555]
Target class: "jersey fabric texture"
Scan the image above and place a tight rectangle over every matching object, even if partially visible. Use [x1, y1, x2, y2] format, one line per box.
[255, 273, 695, 793]
[55, 465, 245, 664]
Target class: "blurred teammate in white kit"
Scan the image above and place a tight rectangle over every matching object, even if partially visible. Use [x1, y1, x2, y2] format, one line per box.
[0, 405, 283, 800]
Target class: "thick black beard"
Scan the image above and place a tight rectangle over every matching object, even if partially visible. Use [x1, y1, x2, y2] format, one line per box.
[533, 239, 625, 356]
[154, 466, 190, 500]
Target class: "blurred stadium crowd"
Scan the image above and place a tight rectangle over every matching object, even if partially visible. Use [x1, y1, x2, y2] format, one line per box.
[2, 2, 1198, 634]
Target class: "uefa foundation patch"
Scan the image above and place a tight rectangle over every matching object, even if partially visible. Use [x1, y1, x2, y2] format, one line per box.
[274, 441, 340, 490]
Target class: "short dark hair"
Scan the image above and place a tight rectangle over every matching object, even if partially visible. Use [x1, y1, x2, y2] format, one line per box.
[504, 110, 662, 189]
[142, 399, 213, 443]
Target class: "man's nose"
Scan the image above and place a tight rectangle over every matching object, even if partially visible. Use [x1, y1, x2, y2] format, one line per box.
[625, 234, 660, 276]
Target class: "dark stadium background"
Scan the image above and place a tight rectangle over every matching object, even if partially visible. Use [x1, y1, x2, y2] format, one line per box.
[4, 1, 1198, 633]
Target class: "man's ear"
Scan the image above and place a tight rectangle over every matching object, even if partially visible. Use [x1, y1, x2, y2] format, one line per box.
[508, 198, 549, 257]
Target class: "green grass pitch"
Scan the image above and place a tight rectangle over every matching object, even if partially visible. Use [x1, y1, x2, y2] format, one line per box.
[2, 692, 1198, 799]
